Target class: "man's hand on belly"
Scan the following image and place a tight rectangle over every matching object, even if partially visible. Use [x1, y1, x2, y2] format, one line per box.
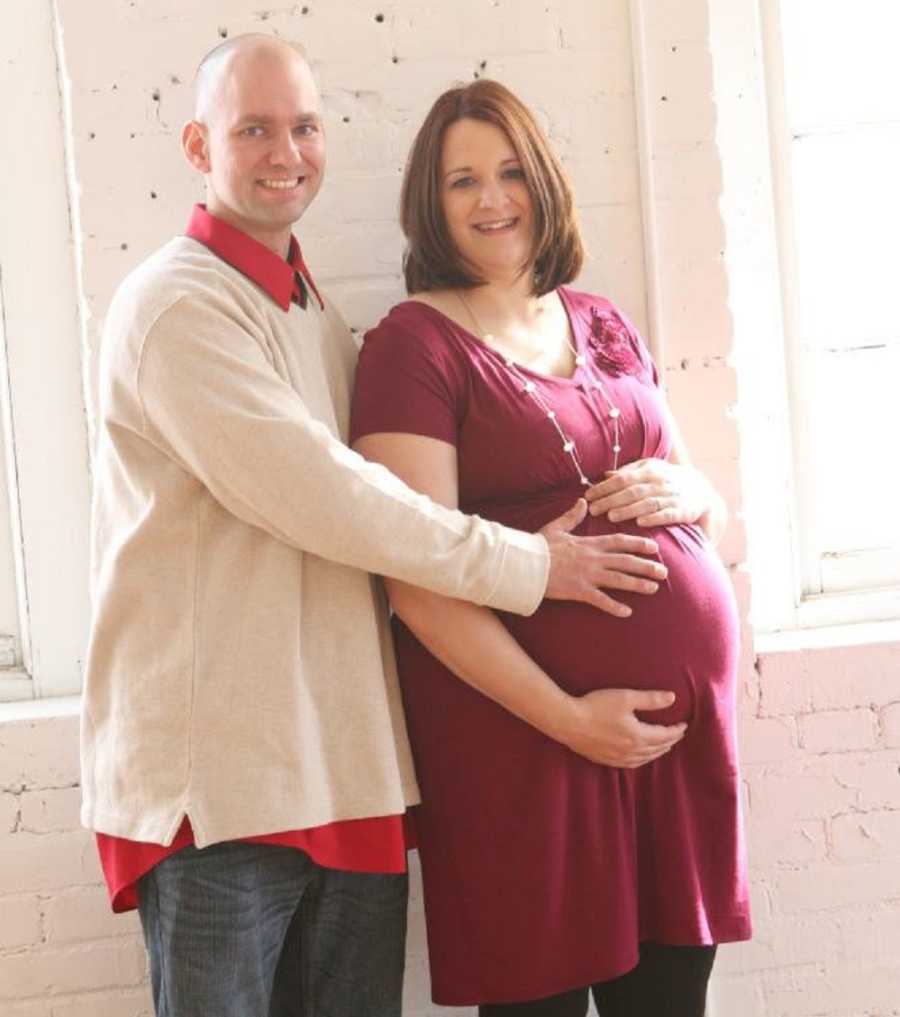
[541, 499, 668, 617]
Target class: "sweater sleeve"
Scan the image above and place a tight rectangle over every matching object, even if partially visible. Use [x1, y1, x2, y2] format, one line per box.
[135, 294, 548, 616]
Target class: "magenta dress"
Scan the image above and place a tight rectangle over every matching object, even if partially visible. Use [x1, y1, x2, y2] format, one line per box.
[350, 288, 751, 1006]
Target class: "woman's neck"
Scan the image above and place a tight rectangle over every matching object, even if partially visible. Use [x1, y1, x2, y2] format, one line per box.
[461, 272, 547, 330]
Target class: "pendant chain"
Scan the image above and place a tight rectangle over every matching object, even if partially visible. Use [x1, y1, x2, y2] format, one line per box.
[456, 291, 623, 485]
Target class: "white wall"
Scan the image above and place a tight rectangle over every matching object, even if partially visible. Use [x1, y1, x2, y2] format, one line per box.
[0, 1, 898, 1015]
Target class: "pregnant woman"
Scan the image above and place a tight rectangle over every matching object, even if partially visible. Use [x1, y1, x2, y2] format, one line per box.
[351, 80, 751, 1016]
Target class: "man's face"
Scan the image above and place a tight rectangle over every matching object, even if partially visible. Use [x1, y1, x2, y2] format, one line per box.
[188, 47, 325, 253]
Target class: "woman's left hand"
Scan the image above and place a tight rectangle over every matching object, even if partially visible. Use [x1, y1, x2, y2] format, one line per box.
[585, 457, 714, 528]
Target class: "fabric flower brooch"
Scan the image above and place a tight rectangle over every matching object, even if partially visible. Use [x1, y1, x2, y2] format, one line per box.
[585, 307, 644, 377]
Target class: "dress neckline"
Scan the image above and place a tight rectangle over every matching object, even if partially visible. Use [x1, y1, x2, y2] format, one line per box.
[401, 286, 588, 387]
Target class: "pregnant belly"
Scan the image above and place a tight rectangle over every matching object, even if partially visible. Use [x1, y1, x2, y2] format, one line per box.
[482, 492, 741, 728]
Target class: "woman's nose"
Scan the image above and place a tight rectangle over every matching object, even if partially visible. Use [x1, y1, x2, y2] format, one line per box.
[477, 179, 507, 209]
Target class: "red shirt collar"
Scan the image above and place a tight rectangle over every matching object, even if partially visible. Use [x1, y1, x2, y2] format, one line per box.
[185, 204, 324, 313]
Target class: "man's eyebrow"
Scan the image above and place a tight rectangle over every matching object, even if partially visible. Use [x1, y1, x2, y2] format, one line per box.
[234, 112, 322, 127]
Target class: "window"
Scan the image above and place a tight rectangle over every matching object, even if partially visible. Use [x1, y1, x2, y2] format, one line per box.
[0, 2, 92, 701]
[758, 0, 900, 631]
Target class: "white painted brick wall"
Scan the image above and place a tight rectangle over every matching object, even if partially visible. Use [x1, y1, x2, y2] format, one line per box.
[2, 1, 899, 1015]
[0, 709, 150, 1016]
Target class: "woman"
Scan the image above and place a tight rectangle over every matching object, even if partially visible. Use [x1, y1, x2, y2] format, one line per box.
[350, 80, 750, 1016]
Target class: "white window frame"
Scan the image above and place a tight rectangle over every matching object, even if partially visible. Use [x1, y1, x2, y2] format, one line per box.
[0, 0, 92, 702]
[756, 0, 900, 635]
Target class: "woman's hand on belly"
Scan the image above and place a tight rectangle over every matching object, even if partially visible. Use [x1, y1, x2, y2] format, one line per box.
[584, 457, 723, 540]
[558, 688, 687, 768]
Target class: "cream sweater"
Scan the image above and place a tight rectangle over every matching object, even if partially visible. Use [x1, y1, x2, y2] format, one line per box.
[80, 237, 549, 847]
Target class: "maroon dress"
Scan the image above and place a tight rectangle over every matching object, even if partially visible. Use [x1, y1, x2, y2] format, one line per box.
[350, 288, 751, 1006]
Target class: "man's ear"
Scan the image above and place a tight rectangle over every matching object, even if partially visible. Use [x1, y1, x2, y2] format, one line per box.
[182, 120, 211, 173]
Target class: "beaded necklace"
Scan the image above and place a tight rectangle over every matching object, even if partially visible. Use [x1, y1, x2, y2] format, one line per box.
[456, 290, 623, 486]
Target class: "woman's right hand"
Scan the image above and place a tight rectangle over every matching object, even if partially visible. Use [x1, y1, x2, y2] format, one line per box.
[558, 688, 687, 767]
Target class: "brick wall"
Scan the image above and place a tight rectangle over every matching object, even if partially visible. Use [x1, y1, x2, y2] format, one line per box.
[713, 641, 900, 1017]
[0, 704, 149, 1016]
[2, 1, 899, 1015]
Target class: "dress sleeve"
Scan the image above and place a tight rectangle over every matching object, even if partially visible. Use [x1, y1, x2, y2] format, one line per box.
[351, 307, 467, 447]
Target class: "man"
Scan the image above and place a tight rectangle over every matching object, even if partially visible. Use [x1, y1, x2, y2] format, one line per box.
[81, 33, 669, 1017]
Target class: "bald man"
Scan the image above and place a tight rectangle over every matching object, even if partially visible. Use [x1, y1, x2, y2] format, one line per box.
[81, 34, 666, 1017]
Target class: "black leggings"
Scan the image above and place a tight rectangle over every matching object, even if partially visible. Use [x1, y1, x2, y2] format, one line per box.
[477, 943, 717, 1017]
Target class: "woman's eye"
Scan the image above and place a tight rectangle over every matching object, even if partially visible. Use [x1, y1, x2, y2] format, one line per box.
[504, 167, 526, 180]
[450, 177, 474, 189]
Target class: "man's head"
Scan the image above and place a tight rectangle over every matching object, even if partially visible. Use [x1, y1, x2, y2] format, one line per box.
[182, 34, 324, 254]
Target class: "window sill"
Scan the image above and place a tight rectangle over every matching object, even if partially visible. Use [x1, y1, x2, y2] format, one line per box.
[0, 692, 80, 723]
[755, 614, 900, 656]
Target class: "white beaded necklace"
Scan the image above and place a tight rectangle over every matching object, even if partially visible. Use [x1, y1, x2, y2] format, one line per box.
[456, 291, 623, 486]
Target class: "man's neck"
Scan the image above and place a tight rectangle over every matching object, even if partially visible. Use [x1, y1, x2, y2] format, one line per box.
[204, 202, 293, 259]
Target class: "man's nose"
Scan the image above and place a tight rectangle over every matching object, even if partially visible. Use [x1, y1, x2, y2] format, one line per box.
[269, 130, 303, 166]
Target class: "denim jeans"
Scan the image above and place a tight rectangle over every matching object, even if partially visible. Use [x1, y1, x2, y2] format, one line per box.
[137, 840, 408, 1017]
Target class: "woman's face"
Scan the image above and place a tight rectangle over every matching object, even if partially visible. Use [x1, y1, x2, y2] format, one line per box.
[439, 117, 534, 283]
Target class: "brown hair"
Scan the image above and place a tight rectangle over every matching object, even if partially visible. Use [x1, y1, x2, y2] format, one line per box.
[400, 79, 584, 296]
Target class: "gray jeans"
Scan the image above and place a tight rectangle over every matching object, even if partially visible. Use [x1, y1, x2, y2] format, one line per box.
[137, 839, 408, 1017]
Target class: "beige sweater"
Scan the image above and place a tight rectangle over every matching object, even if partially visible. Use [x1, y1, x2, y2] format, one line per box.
[80, 237, 549, 847]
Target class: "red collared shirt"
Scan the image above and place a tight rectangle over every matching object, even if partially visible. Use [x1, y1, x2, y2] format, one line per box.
[96, 205, 411, 913]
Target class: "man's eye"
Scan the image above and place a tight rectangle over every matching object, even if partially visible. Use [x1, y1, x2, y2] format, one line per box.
[242, 126, 264, 137]
[294, 124, 318, 137]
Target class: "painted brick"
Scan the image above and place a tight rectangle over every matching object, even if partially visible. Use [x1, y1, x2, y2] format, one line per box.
[721, 911, 843, 974]
[644, 42, 718, 148]
[0, 829, 101, 895]
[746, 771, 856, 825]
[772, 859, 900, 914]
[799, 708, 878, 754]
[1, 789, 20, 832]
[760, 960, 900, 1015]
[0, 938, 146, 1002]
[43, 887, 140, 945]
[738, 716, 797, 765]
[2, 1002, 52, 1017]
[324, 279, 406, 337]
[883, 701, 900, 747]
[665, 368, 740, 460]
[758, 643, 900, 717]
[829, 752, 900, 811]
[49, 988, 154, 1017]
[0, 894, 43, 950]
[19, 787, 83, 835]
[557, 0, 629, 49]
[0, 718, 80, 791]
[747, 815, 828, 868]
[832, 810, 900, 863]
[708, 971, 767, 1017]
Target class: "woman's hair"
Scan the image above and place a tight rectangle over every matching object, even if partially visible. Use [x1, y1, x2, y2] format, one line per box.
[400, 79, 585, 296]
